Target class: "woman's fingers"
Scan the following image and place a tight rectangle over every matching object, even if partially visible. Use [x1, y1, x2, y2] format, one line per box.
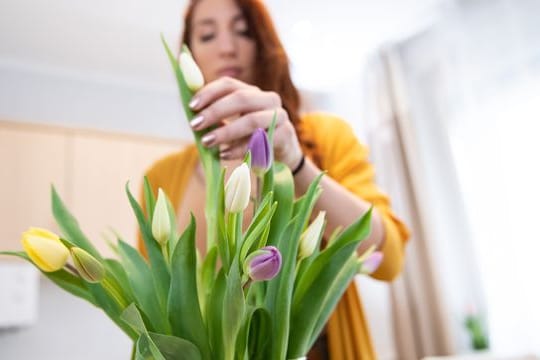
[213, 116, 302, 171]
[200, 108, 287, 147]
[191, 87, 281, 131]
[219, 139, 249, 161]
[273, 121, 303, 170]
[190, 76, 250, 111]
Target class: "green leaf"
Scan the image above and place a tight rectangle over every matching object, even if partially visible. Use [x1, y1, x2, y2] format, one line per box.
[266, 163, 294, 247]
[308, 256, 360, 349]
[104, 259, 135, 305]
[148, 332, 202, 360]
[248, 308, 273, 360]
[161, 35, 195, 123]
[121, 303, 148, 336]
[235, 306, 271, 360]
[235, 305, 272, 360]
[168, 214, 211, 359]
[166, 196, 180, 256]
[260, 114, 283, 202]
[117, 240, 170, 333]
[206, 270, 226, 357]
[125, 182, 171, 312]
[293, 208, 372, 307]
[199, 245, 218, 317]
[136, 333, 167, 360]
[288, 253, 360, 357]
[216, 168, 230, 271]
[266, 172, 324, 360]
[51, 186, 102, 261]
[222, 257, 246, 360]
[143, 176, 156, 221]
[287, 209, 372, 356]
[240, 191, 274, 261]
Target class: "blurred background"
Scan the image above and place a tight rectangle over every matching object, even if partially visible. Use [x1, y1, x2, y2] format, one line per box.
[1, 0, 539, 359]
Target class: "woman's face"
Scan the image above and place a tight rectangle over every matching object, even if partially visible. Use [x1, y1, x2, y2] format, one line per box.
[189, 0, 257, 84]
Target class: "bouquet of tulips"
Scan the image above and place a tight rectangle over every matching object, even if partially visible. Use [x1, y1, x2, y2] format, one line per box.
[0, 37, 383, 360]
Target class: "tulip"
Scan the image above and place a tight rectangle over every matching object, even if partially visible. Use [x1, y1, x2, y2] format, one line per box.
[244, 246, 282, 281]
[247, 128, 272, 176]
[179, 47, 205, 92]
[298, 211, 326, 260]
[225, 163, 251, 213]
[21, 227, 69, 272]
[152, 188, 171, 246]
[71, 247, 105, 283]
[359, 251, 383, 275]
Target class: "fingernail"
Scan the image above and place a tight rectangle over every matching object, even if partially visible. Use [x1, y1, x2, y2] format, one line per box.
[220, 150, 230, 159]
[201, 133, 216, 146]
[189, 97, 200, 109]
[190, 115, 204, 129]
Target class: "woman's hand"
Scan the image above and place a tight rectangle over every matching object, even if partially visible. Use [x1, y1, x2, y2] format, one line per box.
[188, 76, 303, 170]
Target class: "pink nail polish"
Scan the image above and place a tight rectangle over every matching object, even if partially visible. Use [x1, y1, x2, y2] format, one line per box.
[201, 133, 216, 146]
[220, 150, 230, 159]
[190, 115, 204, 128]
[189, 97, 200, 109]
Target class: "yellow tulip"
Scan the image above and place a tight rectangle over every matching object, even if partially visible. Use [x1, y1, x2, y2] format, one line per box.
[21, 227, 69, 272]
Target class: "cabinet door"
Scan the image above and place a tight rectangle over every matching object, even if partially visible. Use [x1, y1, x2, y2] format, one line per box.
[0, 125, 67, 252]
[69, 133, 180, 256]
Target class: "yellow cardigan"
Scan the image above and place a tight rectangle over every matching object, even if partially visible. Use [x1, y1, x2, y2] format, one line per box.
[141, 113, 410, 359]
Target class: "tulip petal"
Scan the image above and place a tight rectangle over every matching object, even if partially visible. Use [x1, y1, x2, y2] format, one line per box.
[179, 51, 205, 92]
[298, 211, 325, 260]
[71, 247, 105, 283]
[21, 229, 69, 272]
[225, 163, 251, 213]
[359, 251, 383, 275]
[152, 188, 171, 246]
[248, 128, 272, 176]
[245, 246, 282, 281]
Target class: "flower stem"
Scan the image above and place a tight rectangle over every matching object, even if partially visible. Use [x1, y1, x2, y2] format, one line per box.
[161, 244, 170, 270]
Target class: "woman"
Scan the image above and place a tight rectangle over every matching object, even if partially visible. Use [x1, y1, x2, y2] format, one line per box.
[142, 0, 410, 358]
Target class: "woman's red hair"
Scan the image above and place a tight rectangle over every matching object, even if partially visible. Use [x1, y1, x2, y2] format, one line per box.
[181, 0, 301, 127]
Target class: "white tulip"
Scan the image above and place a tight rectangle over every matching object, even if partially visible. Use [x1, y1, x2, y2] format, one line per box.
[298, 211, 326, 260]
[179, 49, 205, 92]
[152, 188, 171, 246]
[225, 163, 251, 213]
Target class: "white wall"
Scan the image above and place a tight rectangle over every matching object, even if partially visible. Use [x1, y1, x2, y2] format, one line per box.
[0, 277, 132, 360]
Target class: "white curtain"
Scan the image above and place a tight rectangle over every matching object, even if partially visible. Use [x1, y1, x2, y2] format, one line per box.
[440, 0, 540, 355]
[361, 0, 540, 357]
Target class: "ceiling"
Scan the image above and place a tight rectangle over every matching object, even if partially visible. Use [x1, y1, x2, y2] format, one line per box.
[0, 0, 445, 91]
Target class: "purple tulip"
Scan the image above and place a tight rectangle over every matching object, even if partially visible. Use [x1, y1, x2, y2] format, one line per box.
[359, 251, 383, 275]
[247, 128, 272, 176]
[244, 246, 282, 281]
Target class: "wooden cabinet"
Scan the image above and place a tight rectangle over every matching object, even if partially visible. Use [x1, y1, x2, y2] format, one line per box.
[0, 121, 183, 257]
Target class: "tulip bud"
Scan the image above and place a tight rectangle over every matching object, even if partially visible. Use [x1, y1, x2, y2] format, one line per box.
[247, 128, 272, 176]
[21, 227, 69, 272]
[244, 246, 282, 281]
[179, 47, 205, 92]
[71, 247, 105, 283]
[152, 188, 171, 246]
[298, 211, 326, 260]
[225, 163, 251, 213]
[359, 251, 383, 275]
